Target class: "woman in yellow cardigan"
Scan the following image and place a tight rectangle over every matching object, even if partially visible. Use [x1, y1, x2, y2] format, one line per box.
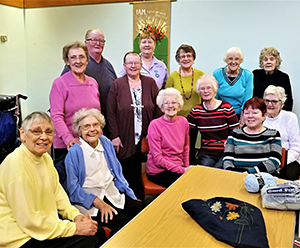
[0, 111, 104, 248]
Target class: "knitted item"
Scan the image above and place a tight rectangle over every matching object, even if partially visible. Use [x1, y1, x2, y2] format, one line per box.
[182, 197, 269, 248]
[244, 173, 277, 193]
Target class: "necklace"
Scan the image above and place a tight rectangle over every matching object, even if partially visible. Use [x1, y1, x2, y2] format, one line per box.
[179, 68, 194, 100]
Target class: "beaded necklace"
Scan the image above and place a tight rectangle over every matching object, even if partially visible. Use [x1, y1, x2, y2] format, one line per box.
[179, 68, 194, 100]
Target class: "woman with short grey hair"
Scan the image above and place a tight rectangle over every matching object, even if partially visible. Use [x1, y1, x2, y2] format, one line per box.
[213, 47, 253, 118]
[0, 111, 103, 247]
[253, 46, 293, 111]
[263, 85, 300, 180]
[188, 74, 239, 167]
[147, 88, 192, 188]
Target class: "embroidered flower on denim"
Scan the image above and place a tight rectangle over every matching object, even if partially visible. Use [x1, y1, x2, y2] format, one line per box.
[226, 202, 239, 210]
[210, 201, 222, 212]
[227, 211, 240, 220]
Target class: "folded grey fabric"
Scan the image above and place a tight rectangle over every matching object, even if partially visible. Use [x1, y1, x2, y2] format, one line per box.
[261, 181, 300, 210]
[182, 197, 269, 248]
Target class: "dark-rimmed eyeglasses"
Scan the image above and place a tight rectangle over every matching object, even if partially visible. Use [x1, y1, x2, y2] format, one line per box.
[264, 99, 281, 105]
[86, 38, 106, 44]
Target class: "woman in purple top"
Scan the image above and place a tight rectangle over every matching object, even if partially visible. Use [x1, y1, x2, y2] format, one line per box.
[49, 41, 101, 159]
[147, 88, 192, 188]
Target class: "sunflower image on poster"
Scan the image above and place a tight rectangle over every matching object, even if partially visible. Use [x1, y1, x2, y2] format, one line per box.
[134, 9, 169, 67]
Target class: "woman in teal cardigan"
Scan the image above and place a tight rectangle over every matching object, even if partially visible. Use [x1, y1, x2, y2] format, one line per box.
[213, 47, 253, 118]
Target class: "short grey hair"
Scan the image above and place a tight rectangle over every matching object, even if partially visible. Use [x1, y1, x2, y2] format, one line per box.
[195, 74, 219, 96]
[22, 111, 53, 132]
[223, 47, 244, 63]
[85, 28, 104, 40]
[156, 88, 184, 112]
[73, 108, 105, 135]
[263, 85, 287, 103]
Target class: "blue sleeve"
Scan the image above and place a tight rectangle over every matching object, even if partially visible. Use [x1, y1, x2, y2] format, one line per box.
[213, 69, 221, 100]
[64, 146, 96, 209]
[242, 70, 253, 108]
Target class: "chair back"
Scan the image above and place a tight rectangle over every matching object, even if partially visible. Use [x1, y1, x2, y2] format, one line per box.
[279, 147, 286, 169]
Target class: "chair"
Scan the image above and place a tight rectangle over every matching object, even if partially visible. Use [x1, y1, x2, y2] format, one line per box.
[141, 137, 166, 195]
[279, 147, 286, 171]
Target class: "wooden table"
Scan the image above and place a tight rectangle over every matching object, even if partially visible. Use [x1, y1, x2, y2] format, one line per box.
[101, 166, 296, 248]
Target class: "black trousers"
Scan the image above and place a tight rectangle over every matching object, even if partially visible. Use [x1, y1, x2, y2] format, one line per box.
[119, 142, 144, 200]
[147, 170, 182, 188]
[278, 160, 300, 180]
[94, 195, 145, 236]
[53, 148, 68, 160]
[21, 235, 102, 248]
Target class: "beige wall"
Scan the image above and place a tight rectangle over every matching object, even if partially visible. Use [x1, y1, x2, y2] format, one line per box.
[0, 5, 27, 111]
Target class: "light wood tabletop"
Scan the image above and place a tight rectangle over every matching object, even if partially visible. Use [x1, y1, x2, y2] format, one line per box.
[101, 166, 295, 248]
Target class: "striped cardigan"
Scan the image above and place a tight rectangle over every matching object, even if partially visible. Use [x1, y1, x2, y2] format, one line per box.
[223, 127, 282, 174]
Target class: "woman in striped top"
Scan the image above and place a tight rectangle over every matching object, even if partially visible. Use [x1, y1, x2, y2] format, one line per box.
[188, 74, 239, 167]
[223, 97, 282, 174]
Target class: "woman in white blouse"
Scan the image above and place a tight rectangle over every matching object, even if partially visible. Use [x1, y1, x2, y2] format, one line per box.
[263, 85, 300, 180]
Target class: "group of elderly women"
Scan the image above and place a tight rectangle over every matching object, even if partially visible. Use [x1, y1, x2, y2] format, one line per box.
[1, 30, 299, 247]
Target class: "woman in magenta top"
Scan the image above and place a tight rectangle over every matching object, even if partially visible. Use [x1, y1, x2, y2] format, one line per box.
[49, 41, 100, 159]
[147, 88, 192, 187]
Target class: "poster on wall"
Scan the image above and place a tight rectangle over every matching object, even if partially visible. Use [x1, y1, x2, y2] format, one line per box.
[132, 0, 171, 68]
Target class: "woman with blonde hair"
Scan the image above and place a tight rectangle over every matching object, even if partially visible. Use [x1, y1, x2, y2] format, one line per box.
[118, 32, 168, 89]
[253, 46, 293, 111]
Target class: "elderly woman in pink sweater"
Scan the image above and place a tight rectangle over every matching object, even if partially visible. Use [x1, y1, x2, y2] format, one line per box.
[50, 41, 101, 159]
[147, 88, 192, 188]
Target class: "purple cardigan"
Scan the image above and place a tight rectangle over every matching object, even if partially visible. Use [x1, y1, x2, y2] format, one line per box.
[107, 75, 162, 160]
[49, 71, 100, 148]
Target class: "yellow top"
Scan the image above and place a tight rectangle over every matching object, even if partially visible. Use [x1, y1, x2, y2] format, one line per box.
[0, 144, 80, 247]
[165, 69, 204, 117]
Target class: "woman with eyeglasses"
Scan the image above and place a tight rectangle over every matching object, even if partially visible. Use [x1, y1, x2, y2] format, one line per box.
[213, 47, 253, 119]
[164, 44, 204, 117]
[263, 85, 300, 180]
[187, 75, 239, 167]
[50, 41, 101, 159]
[118, 32, 168, 90]
[0, 111, 104, 248]
[253, 46, 293, 111]
[107, 51, 161, 200]
[64, 108, 144, 239]
[146, 88, 192, 188]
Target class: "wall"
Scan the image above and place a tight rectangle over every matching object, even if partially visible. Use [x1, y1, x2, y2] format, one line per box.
[0, 5, 27, 111]
[1, 0, 300, 117]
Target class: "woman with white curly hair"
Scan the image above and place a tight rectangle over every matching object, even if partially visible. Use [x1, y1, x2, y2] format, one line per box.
[146, 88, 192, 188]
[263, 85, 300, 179]
[253, 46, 293, 111]
[64, 108, 144, 238]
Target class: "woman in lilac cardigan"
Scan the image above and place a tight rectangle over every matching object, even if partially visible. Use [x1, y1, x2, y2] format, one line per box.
[49, 41, 100, 159]
[147, 88, 192, 187]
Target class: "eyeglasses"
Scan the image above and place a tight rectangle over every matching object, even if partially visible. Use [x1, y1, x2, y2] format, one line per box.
[179, 54, 193, 60]
[69, 55, 87, 61]
[86, 38, 106, 44]
[164, 101, 178, 106]
[125, 62, 141, 66]
[200, 86, 212, 92]
[264, 99, 281, 105]
[29, 129, 55, 137]
[81, 122, 101, 131]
